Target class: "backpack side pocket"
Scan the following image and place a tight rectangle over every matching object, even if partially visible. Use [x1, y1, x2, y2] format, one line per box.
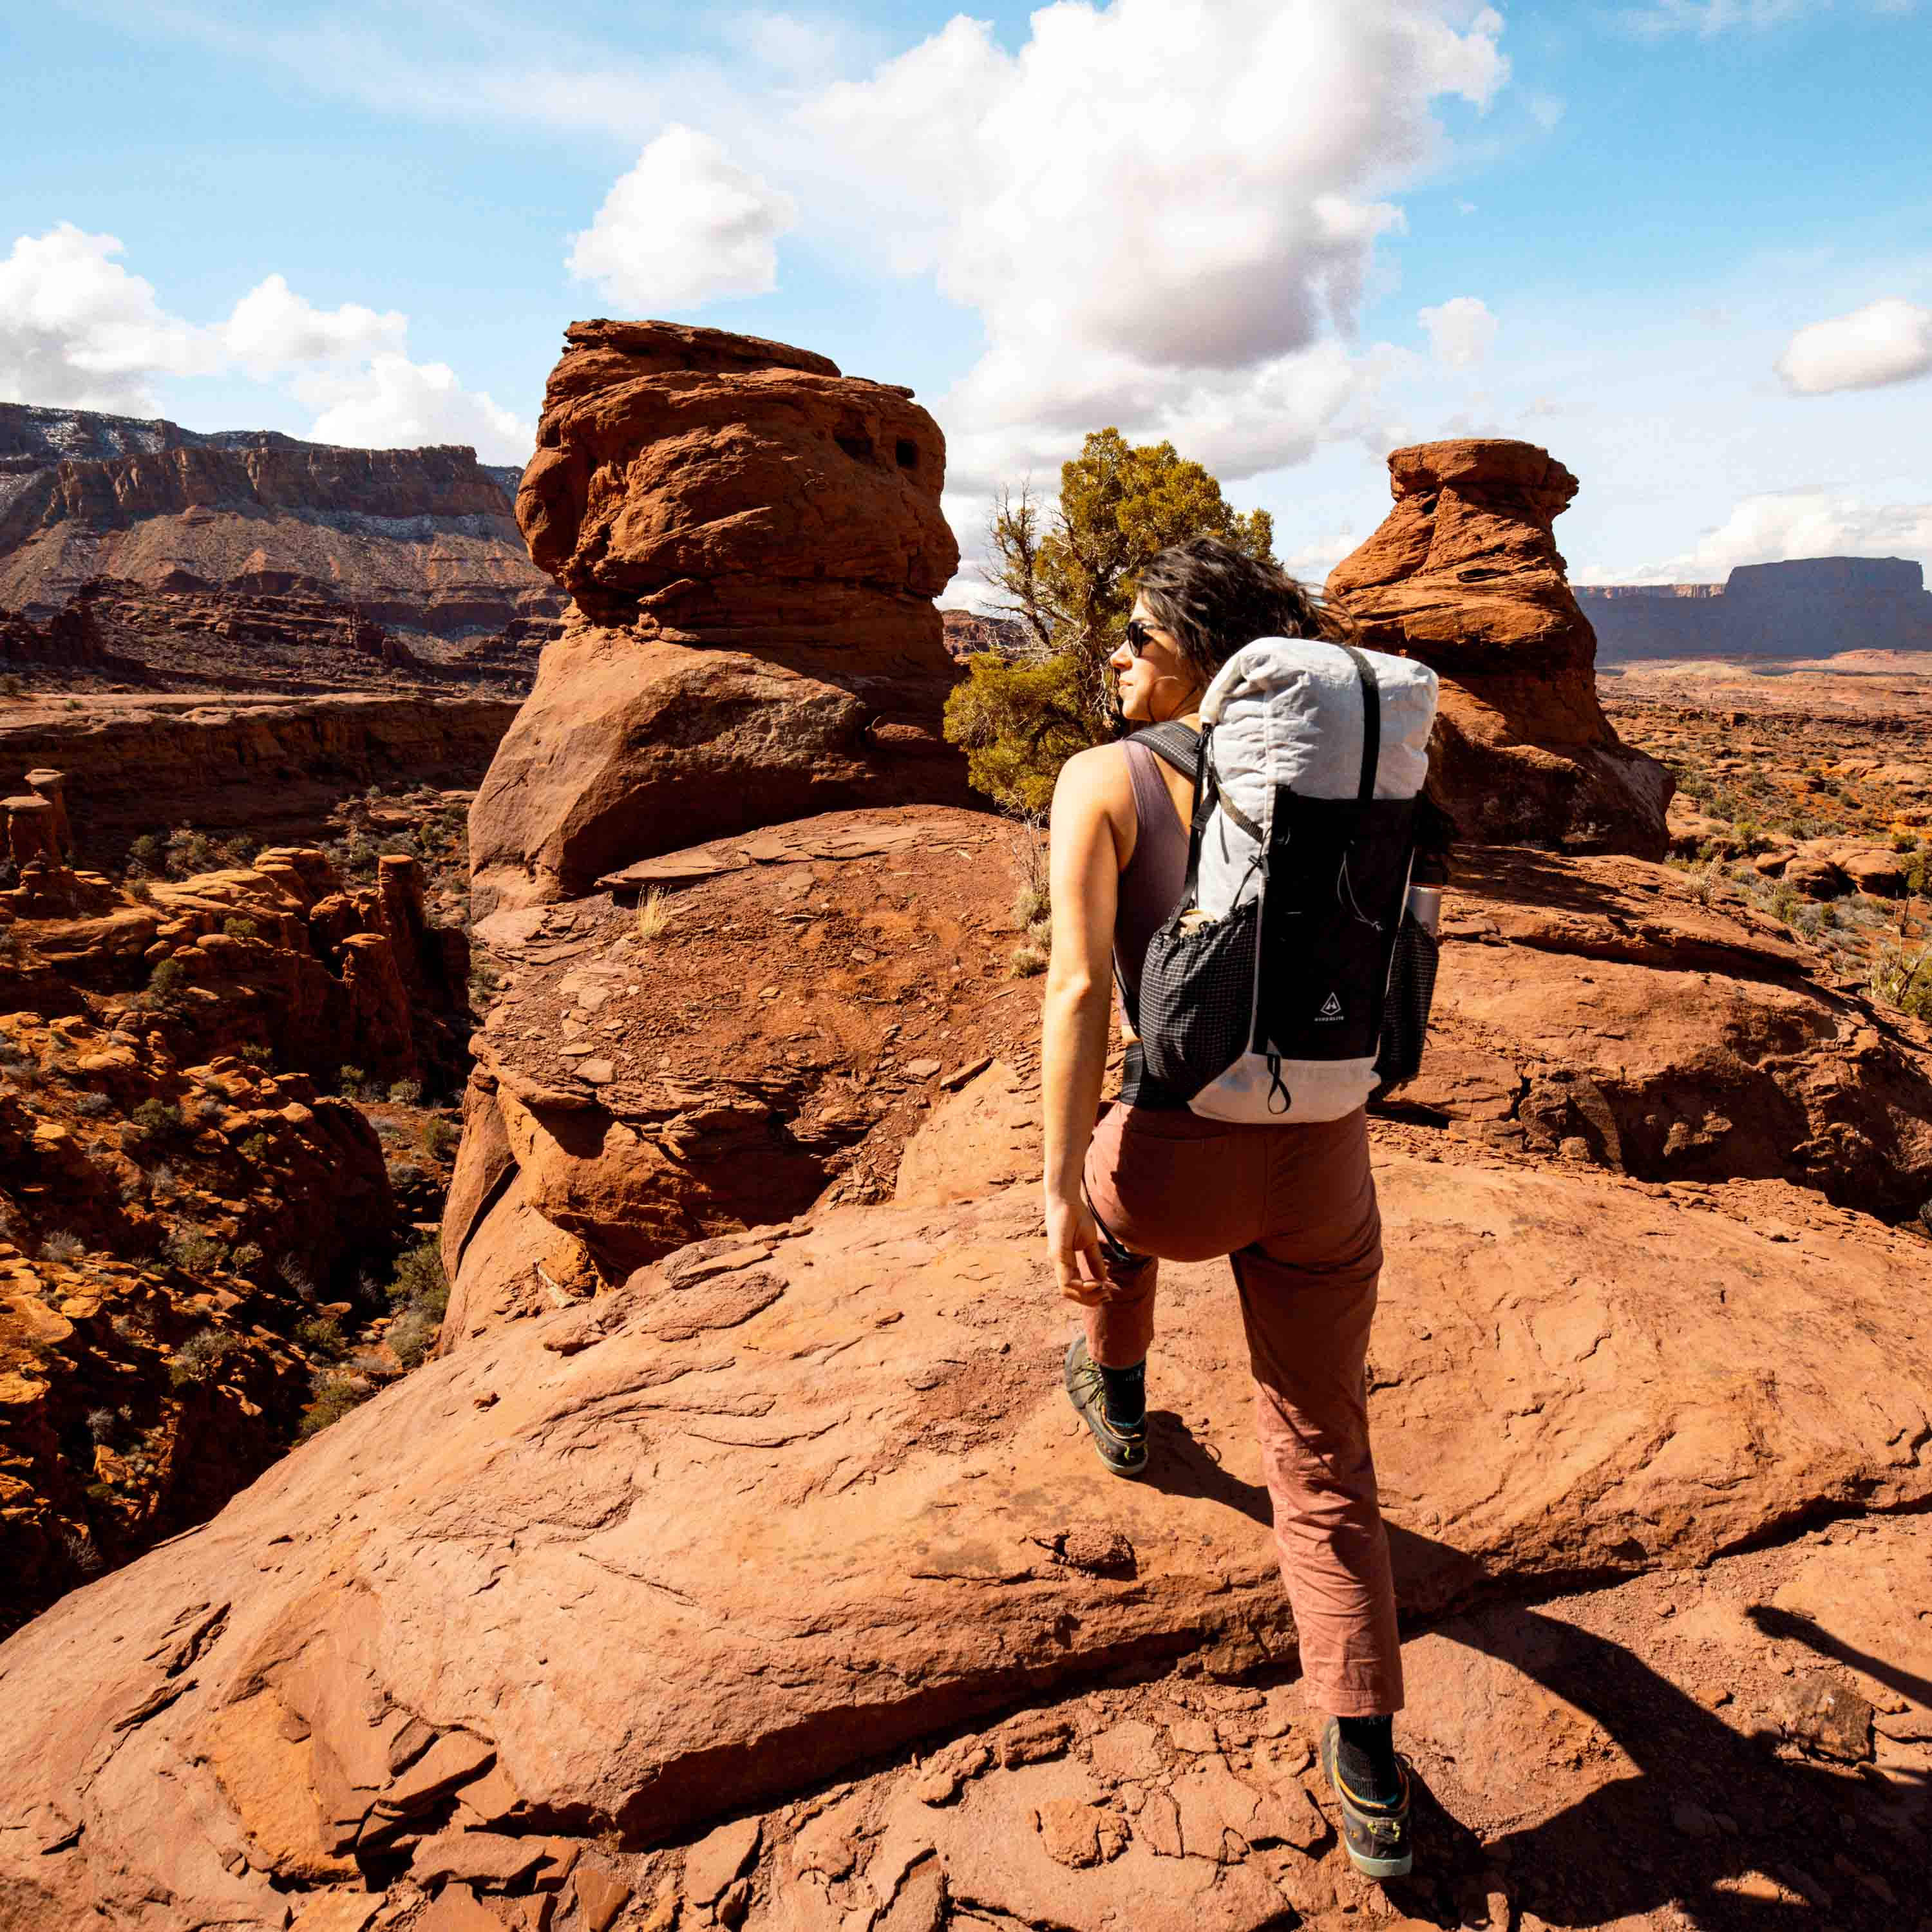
[1137, 895, 1260, 1102]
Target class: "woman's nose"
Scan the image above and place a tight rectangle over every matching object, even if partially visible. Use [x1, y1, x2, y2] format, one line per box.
[1108, 642, 1133, 669]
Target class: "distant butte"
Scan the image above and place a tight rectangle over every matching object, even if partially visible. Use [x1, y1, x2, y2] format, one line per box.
[1579, 555, 1932, 661]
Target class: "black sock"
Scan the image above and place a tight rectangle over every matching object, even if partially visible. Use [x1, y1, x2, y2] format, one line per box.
[1096, 1358, 1145, 1429]
[1335, 1716, 1402, 1806]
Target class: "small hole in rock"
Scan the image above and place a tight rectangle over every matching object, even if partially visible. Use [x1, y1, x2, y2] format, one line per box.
[895, 439, 918, 469]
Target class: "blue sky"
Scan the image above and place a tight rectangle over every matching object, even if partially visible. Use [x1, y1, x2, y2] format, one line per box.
[3, 0, 1929, 594]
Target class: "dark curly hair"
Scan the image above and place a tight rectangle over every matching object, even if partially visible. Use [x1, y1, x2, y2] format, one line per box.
[1135, 535, 1354, 688]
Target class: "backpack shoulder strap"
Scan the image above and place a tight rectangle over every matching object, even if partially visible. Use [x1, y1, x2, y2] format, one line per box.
[1133, 719, 1267, 844]
[1127, 721, 1200, 779]
[1335, 645, 1380, 802]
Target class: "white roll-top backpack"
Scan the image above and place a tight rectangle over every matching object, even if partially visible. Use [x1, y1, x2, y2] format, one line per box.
[1122, 636, 1442, 1123]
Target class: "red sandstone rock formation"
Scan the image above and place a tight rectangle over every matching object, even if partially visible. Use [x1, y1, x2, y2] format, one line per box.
[468, 321, 968, 918]
[1327, 439, 1672, 858]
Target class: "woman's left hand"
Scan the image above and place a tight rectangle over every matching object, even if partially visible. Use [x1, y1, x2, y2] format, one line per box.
[1044, 1189, 1109, 1306]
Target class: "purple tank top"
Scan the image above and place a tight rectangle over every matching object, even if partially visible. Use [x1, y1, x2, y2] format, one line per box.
[1113, 740, 1190, 1025]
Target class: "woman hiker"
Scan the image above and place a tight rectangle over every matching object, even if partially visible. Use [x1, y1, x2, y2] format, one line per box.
[1039, 534, 1425, 1880]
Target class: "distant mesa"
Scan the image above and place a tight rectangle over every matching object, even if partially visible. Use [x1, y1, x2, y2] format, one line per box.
[1578, 556, 1932, 661]
[0, 401, 560, 638]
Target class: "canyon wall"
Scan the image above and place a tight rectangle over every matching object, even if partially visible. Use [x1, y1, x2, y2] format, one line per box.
[1580, 556, 1932, 661]
[0, 693, 520, 859]
[0, 402, 558, 634]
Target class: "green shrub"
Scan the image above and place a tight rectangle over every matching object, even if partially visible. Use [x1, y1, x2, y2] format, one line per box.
[420, 1116, 460, 1158]
[146, 958, 187, 1003]
[231, 1241, 265, 1272]
[167, 1326, 238, 1388]
[164, 1229, 226, 1271]
[1768, 882, 1801, 925]
[386, 1303, 440, 1368]
[222, 916, 260, 942]
[131, 1097, 184, 1141]
[1870, 944, 1932, 1023]
[128, 833, 166, 872]
[297, 1370, 370, 1439]
[236, 1042, 272, 1067]
[337, 1065, 368, 1099]
[296, 1313, 347, 1359]
[239, 1133, 274, 1162]
[943, 651, 1096, 817]
[386, 1155, 428, 1186]
[388, 1236, 449, 1318]
[74, 1091, 113, 1117]
[1007, 942, 1048, 978]
[40, 1229, 84, 1262]
[386, 1077, 422, 1105]
[164, 829, 216, 878]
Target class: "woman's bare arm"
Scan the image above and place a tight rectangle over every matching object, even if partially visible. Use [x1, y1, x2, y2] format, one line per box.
[1040, 745, 1128, 1304]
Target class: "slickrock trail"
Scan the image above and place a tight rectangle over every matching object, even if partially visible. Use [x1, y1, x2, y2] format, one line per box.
[0, 1100, 1927, 1930]
[2, 354, 1930, 1932]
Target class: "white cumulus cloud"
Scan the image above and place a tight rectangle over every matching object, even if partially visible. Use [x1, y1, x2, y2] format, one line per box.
[296, 354, 531, 461]
[1418, 294, 1498, 368]
[0, 223, 527, 460]
[0, 223, 215, 411]
[220, 273, 408, 375]
[1774, 297, 1932, 395]
[567, 124, 798, 310]
[781, 0, 1510, 493]
[1612, 489, 1932, 580]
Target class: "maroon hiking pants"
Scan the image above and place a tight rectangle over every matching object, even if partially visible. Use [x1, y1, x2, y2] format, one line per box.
[1081, 1101, 1403, 1718]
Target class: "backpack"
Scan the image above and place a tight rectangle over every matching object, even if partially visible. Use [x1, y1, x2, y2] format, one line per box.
[1122, 637, 1441, 1123]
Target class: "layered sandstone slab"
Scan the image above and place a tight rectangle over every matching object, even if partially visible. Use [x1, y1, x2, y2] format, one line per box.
[1328, 439, 1672, 858]
[0, 1151, 1926, 1925]
[469, 322, 968, 919]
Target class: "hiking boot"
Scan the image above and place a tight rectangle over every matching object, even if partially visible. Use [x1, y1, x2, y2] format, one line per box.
[1063, 1336, 1148, 1478]
[1321, 1718, 1414, 1879]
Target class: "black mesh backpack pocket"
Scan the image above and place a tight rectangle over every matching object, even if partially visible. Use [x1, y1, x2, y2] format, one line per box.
[1372, 910, 1440, 1090]
[1253, 793, 1414, 1064]
[1137, 895, 1259, 1102]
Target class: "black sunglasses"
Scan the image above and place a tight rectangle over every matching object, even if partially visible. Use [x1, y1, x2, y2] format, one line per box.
[1125, 617, 1160, 656]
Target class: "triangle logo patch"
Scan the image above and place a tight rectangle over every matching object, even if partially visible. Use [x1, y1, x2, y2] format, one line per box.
[1317, 991, 1344, 1019]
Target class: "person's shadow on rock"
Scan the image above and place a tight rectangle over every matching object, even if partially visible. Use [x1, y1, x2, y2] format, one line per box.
[1130, 1468, 1923, 1929]
[1381, 1526, 1926, 1932]
[1140, 1410, 1272, 1526]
